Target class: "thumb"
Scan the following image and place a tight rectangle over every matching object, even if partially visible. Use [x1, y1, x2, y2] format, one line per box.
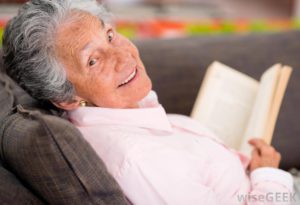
[251, 148, 260, 159]
[250, 148, 260, 172]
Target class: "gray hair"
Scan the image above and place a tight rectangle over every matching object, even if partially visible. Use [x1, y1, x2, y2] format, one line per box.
[2, 0, 111, 103]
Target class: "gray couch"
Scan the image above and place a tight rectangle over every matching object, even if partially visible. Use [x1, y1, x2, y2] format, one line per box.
[1, 31, 300, 204]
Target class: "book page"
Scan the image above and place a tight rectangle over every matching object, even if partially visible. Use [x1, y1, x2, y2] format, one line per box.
[263, 66, 292, 144]
[191, 61, 259, 150]
[239, 64, 281, 157]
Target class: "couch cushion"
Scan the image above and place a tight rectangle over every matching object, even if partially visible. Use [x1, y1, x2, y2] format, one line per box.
[0, 49, 13, 118]
[0, 50, 45, 205]
[0, 161, 45, 205]
[0, 106, 128, 205]
[0, 49, 38, 119]
[0, 72, 13, 119]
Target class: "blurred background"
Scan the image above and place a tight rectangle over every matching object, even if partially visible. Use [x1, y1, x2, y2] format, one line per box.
[1, 0, 300, 43]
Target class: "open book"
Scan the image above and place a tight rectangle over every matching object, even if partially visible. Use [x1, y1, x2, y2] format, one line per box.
[191, 61, 292, 157]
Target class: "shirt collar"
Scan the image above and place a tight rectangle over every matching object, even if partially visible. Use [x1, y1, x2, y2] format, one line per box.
[67, 91, 173, 133]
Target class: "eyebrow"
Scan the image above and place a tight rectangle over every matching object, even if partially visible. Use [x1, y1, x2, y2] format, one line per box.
[80, 19, 106, 53]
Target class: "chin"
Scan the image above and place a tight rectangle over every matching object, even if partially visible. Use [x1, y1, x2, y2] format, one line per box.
[140, 76, 153, 98]
[127, 78, 152, 107]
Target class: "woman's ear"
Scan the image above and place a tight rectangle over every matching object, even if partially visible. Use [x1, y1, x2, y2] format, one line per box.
[51, 96, 84, 111]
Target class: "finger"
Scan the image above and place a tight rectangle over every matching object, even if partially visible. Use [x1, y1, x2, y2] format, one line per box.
[251, 148, 260, 158]
[250, 149, 260, 172]
[248, 138, 267, 149]
[261, 146, 276, 156]
[248, 138, 260, 143]
[275, 152, 282, 160]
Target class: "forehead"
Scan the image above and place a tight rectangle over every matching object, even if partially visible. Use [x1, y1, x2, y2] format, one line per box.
[64, 10, 104, 31]
[55, 11, 104, 58]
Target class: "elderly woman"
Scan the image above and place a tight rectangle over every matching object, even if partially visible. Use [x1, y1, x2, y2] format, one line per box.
[2, 0, 294, 204]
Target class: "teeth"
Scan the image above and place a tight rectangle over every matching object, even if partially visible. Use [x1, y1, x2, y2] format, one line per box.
[119, 69, 137, 86]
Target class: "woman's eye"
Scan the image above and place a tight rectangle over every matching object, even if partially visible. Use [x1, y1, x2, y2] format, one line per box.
[108, 30, 114, 42]
[89, 59, 97, 66]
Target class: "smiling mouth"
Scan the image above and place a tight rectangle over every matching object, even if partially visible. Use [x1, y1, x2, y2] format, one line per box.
[118, 68, 138, 87]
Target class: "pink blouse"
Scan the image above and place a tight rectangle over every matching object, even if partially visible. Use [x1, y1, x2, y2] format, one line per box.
[68, 91, 293, 205]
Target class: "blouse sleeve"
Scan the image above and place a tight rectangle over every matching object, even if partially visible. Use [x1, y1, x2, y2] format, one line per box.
[247, 167, 294, 205]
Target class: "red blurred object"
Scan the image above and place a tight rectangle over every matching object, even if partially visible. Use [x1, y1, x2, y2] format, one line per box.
[234, 19, 250, 33]
[0, 18, 8, 28]
[138, 19, 186, 38]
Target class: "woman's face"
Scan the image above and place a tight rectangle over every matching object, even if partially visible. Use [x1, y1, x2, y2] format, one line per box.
[55, 11, 152, 109]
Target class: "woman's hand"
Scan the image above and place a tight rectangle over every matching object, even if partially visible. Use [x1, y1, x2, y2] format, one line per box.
[248, 138, 281, 172]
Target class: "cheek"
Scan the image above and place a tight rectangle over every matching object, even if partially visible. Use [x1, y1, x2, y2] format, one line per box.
[84, 75, 120, 105]
[88, 75, 112, 94]
[82, 71, 151, 108]
[142, 74, 152, 93]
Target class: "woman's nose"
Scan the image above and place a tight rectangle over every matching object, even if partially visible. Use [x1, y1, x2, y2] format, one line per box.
[113, 48, 135, 72]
